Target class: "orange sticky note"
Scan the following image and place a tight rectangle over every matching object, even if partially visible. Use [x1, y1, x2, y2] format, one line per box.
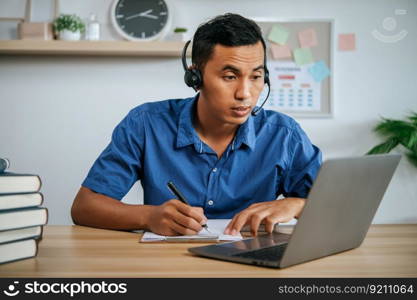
[270, 43, 292, 60]
[338, 33, 356, 51]
[298, 28, 318, 48]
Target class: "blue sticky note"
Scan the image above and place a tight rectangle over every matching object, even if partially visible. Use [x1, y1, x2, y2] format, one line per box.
[308, 60, 330, 82]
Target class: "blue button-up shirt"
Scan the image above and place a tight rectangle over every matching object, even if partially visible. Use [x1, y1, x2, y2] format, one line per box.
[82, 95, 322, 219]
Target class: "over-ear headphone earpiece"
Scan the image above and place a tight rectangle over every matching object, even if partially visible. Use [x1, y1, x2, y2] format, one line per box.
[182, 40, 203, 91]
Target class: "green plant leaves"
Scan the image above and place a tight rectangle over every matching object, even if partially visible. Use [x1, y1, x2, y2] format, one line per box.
[367, 111, 417, 168]
[174, 27, 187, 33]
[53, 14, 85, 33]
[367, 137, 399, 155]
[407, 112, 417, 126]
[406, 151, 417, 167]
[374, 118, 417, 151]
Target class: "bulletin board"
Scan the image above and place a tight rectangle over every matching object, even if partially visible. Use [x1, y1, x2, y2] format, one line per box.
[252, 18, 334, 118]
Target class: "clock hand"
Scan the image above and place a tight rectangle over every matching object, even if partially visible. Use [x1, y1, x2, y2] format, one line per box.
[140, 10, 158, 19]
[125, 10, 158, 21]
[139, 9, 153, 16]
[141, 14, 158, 20]
[125, 13, 142, 20]
[125, 9, 154, 21]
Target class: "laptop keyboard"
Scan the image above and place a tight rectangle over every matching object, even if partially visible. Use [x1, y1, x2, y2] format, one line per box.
[232, 244, 287, 261]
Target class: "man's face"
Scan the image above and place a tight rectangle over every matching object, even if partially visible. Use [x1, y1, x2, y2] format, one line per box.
[199, 41, 266, 126]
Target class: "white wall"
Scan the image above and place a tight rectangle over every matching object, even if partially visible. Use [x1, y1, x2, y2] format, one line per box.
[0, 0, 416, 225]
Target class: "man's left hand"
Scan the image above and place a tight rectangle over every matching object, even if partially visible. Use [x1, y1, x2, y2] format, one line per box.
[224, 198, 306, 236]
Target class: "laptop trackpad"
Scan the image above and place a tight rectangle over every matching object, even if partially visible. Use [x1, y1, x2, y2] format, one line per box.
[218, 232, 291, 253]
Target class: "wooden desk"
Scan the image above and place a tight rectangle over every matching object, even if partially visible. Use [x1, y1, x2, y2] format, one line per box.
[0, 225, 416, 277]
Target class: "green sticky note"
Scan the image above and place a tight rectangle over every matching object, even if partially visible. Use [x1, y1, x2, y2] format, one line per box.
[293, 47, 314, 65]
[268, 25, 289, 45]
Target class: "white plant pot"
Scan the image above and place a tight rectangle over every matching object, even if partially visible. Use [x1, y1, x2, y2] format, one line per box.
[166, 32, 189, 42]
[59, 30, 81, 41]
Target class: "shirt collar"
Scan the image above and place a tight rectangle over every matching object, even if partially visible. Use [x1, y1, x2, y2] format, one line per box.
[176, 94, 199, 149]
[176, 94, 256, 151]
[234, 114, 256, 151]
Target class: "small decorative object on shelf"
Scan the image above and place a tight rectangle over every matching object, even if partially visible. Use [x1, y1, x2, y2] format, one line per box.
[17, 0, 54, 40]
[165, 27, 190, 42]
[53, 14, 85, 41]
[85, 13, 100, 41]
[18, 22, 54, 40]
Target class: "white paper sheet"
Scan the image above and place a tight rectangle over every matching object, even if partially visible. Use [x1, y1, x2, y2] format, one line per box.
[261, 61, 321, 111]
[140, 219, 242, 242]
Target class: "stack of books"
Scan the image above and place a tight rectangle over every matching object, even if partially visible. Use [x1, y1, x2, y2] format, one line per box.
[0, 158, 48, 264]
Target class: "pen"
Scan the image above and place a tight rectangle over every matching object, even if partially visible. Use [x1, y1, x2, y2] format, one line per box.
[166, 181, 211, 233]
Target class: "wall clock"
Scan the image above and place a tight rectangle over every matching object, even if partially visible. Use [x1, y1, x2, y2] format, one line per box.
[111, 0, 171, 41]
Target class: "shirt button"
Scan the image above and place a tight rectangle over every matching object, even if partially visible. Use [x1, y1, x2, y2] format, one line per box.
[212, 168, 217, 173]
[208, 200, 214, 206]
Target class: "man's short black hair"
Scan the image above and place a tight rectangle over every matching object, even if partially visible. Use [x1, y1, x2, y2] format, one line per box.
[192, 13, 266, 71]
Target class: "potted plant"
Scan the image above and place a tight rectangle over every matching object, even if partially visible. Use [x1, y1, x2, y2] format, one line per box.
[367, 112, 417, 167]
[167, 27, 189, 42]
[53, 14, 85, 41]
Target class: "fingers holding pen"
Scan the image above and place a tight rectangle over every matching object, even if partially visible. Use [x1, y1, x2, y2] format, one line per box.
[171, 200, 207, 232]
[174, 200, 208, 225]
[146, 199, 207, 236]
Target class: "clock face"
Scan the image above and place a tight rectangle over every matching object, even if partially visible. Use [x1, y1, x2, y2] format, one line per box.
[112, 0, 170, 41]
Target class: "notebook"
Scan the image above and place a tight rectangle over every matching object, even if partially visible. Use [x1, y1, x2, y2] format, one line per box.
[140, 219, 243, 243]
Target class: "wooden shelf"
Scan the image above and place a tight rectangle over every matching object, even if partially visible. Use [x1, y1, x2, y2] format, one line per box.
[0, 40, 189, 57]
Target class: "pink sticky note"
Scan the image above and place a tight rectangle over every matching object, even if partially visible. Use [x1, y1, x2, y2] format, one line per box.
[270, 43, 292, 60]
[338, 33, 356, 51]
[298, 28, 318, 48]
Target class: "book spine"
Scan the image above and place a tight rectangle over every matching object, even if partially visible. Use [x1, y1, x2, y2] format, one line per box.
[44, 207, 49, 226]
[39, 192, 44, 206]
[0, 158, 10, 173]
[38, 225, 44, 242]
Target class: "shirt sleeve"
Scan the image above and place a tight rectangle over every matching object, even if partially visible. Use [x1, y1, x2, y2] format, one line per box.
[81, 109, 144, 200]
[280, 122, 322, 198]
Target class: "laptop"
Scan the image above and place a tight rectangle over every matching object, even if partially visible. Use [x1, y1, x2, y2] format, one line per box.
[188, 154, 401, 268]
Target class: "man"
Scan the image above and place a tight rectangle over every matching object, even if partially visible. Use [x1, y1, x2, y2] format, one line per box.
[71, 13, 322, 237]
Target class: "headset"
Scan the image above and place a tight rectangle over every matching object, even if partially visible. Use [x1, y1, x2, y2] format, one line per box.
[181, 40, 271, 116]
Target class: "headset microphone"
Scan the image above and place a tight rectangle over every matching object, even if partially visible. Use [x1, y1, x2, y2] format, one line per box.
[251, 77, 270, 116]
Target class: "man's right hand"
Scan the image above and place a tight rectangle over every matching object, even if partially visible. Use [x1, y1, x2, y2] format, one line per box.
[145, 199, 207, 236]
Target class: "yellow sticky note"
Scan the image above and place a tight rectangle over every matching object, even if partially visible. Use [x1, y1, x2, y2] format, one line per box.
[268, 25, 289, 45]
[293, 48, 314, 65]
